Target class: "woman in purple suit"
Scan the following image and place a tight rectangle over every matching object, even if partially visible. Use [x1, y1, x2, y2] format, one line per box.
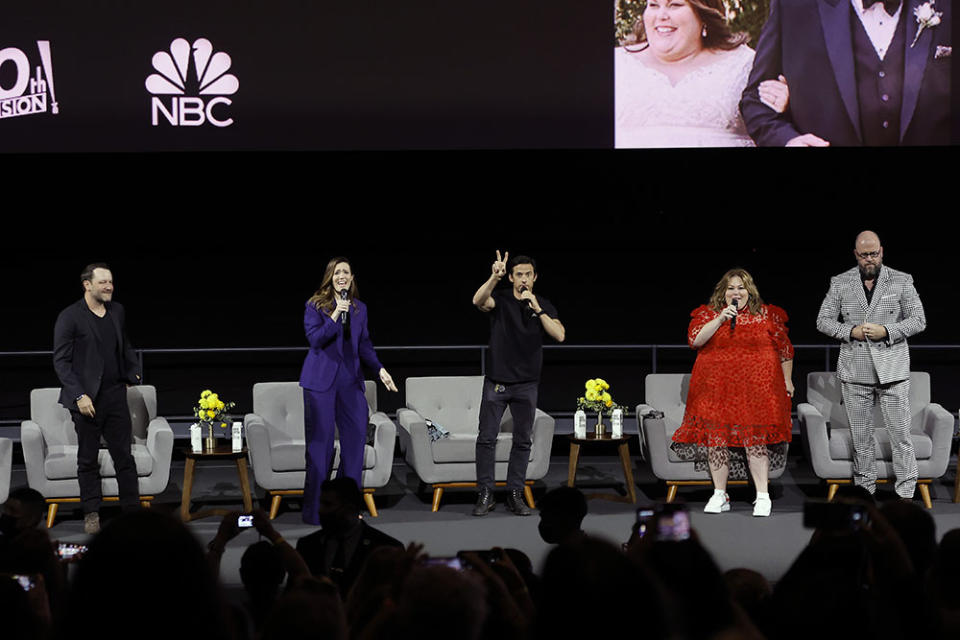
[300, 257, 398, 525]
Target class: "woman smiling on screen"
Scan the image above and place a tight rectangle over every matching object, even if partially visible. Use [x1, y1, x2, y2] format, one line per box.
[615, 0, 788, 148]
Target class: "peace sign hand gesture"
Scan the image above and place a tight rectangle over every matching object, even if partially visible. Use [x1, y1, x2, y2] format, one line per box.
[492, 250, 509, 280]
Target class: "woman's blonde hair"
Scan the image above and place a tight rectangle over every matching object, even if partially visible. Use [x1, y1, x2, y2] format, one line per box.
[308, 257, 358, 315]
[708, 268, 763, 314]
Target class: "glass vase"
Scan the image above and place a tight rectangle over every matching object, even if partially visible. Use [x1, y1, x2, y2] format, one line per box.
[205, 423, 216, 452]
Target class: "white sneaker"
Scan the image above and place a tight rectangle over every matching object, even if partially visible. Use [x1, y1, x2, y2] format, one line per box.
[704, 491, 730, 514]
[753, 494, 772, 517]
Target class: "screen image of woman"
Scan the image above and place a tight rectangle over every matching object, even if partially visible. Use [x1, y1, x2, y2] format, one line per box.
[614, 0, 788, 148]
[299, 257, 398, 526]
[670, 268, 794, 517]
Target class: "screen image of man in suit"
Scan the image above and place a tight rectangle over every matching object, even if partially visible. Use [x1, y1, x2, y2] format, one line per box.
[295, 478, 403, 597]
[816, 232, 926, 497]
[740, 0, 951, 146]
[53, 264, 142, 534]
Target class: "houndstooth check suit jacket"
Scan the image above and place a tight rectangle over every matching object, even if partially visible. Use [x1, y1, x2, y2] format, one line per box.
[816, 265, 926, 385]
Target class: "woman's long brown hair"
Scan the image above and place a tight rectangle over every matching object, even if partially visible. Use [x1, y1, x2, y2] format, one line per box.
[308, 257, 359, 315]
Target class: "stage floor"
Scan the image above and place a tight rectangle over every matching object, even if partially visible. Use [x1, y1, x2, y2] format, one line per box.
[21, 450, 960, 587]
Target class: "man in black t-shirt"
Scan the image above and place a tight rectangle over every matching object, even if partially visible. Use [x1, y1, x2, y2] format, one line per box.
[53, 264, 142, 534]
[471, 251, 565, 516]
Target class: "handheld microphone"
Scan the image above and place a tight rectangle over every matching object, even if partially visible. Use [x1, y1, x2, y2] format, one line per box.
[730, 298, 738, 329]
[340, 289, 350, 328]
[519, 286, 538, 319]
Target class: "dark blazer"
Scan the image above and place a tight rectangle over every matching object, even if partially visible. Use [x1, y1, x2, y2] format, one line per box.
[53, 299, 141, 410]
[295, 521, 403, 593]
[740, 0, 951, 146]
[299, 299, 383, 393]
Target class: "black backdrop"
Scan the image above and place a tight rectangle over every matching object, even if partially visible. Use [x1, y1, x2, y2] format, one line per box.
[2, 149, 957, 423]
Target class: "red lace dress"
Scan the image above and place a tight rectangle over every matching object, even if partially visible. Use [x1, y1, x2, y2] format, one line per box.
[670, 304, 793, 477]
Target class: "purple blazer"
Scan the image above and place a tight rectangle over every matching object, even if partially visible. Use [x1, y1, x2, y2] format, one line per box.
[299, 299, 384, 393]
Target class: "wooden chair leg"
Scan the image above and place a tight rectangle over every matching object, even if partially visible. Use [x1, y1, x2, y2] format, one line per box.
[523, 485, 536, 509]
[666, 484, 678, 503]
[827, 483, 840, 501]
[954, 467, 960, 503]
[364, 491, 378, 518]
[918, 483, 933, 509]
[431, 486, 444, 512]
[269, 494, 282, 520]
[46, 503, 58, 529]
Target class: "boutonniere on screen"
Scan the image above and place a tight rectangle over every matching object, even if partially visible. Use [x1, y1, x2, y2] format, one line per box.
[912, 1, 943, 47]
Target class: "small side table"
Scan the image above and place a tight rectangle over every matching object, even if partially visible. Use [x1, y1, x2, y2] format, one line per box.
[567, 433, 637, 503]
[179, 445, 254, 522]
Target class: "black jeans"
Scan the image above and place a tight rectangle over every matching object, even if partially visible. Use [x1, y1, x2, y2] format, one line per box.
[475, 379, 537, 491]
[71, 384, 139, 514]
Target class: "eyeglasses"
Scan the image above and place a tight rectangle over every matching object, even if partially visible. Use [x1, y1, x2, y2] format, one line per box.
[856, 251, 880, 259]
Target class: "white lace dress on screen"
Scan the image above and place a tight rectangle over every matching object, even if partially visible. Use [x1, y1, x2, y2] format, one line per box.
[615, 44, 756, 148]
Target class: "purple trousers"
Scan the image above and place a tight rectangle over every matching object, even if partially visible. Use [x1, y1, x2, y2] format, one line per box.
[302, 369, 368, 525]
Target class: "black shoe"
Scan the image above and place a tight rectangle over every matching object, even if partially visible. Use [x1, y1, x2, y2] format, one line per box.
[506, 489, 531, 516]
[472, 487, 496, 516]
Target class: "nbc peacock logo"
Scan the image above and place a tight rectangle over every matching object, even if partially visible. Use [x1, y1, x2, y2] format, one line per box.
[146, 37, 238, 128]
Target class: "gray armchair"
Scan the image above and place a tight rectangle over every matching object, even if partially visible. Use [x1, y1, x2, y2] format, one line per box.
[637, 373, 789, 502]
[20, 387, 174, 527]
[396, 376, 554, 511]
[244, 381, 396, 518]
[0, 438, 12, 504]
[798, 371, 952, 508]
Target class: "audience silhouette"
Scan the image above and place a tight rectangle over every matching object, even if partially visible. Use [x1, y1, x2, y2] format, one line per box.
[3, 479, 958, 640]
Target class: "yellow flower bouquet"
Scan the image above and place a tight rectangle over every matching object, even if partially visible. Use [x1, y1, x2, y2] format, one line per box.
[576, 378, 627, 415]
[193, 389, 236, 430]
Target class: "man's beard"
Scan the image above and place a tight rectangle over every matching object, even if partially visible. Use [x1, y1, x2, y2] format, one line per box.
[859, 262, 881, 281]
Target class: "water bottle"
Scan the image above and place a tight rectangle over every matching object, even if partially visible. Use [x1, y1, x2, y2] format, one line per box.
[574, 409, 587, 439]
[189, 423, 202, 453]
[232, 421, 243, 452]
[612, 408, 623, 438]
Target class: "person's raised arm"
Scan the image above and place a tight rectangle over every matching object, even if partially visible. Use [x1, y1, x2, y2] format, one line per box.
[472, 250, 508, 312]
[518, 288, 566, 342]
[691, 305, 737, 348]
[252, 509, 311, 580]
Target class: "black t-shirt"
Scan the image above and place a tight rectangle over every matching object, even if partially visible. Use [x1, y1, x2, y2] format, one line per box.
[485, 288, 559, 384]
[91, 309, 122, 389]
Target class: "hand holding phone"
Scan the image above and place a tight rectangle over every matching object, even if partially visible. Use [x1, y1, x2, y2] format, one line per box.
[803, 500, 870, 531]
[57, 543, 89, 561]
[456, 549, 501, 568]
[655, 503, 691, 542]
[423, 556, 464, 570]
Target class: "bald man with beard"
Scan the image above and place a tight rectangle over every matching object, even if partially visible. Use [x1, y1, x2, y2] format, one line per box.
[816, 231, 926, 498]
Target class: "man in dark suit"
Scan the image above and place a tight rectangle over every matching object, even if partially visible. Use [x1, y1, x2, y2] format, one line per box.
[295, 477, 403, 596]
[53, 263, 142, 534]
[740, 0, 951, 146]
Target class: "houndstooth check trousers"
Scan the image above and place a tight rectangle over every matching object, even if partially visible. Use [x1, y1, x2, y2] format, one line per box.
[840, 378, 917, 497]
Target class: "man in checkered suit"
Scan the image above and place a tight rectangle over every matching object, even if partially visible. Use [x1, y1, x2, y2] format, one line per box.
[816, 231, 926, 498]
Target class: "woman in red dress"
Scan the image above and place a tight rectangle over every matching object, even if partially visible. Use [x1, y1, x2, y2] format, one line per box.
[671, 268, 794, 517]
